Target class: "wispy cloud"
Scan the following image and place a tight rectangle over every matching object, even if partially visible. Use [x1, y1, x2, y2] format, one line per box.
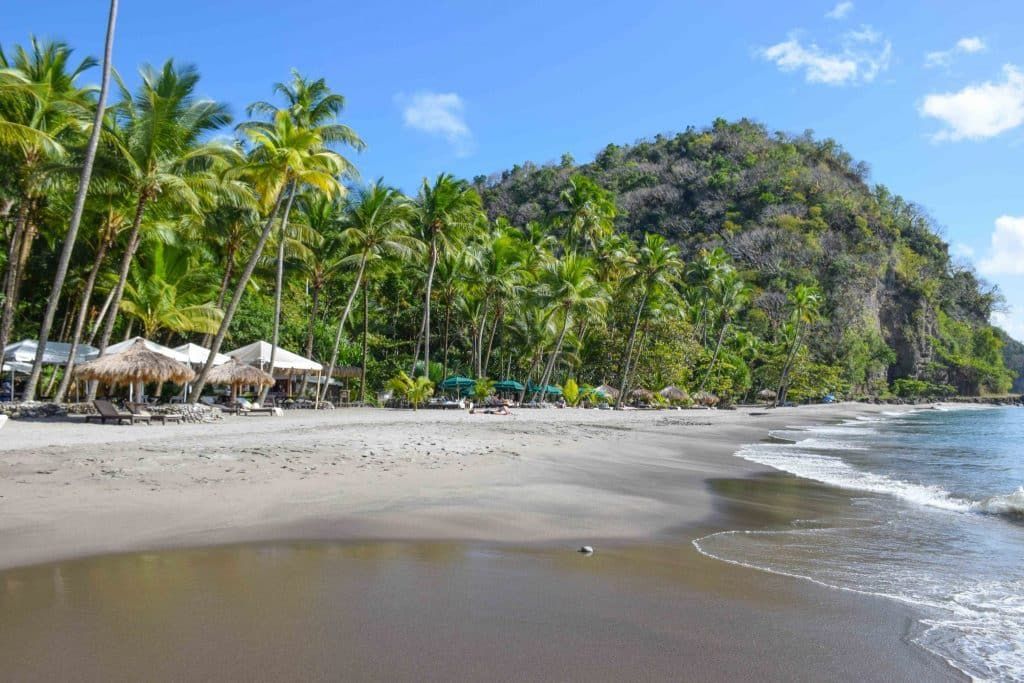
[979, 215, 1024, 275]
[397, 91, 474, 156]
[825, 2, 854, 20]
[951, 242, 976, 259]
[758, 26, 891, 86]
[920, 65, 1024, 141]
[925, 36, 986, 68]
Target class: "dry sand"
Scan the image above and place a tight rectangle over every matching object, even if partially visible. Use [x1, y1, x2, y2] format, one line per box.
[0, 403, 966, 681]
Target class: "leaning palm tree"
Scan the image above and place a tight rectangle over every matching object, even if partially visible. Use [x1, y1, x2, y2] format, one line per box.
[533, 252, 608, 401]
[615, 233, 681, 407]
[0, 37, 97, 356]
[318, 182, 417, 402]
[23, 0, 119, 400]
[190, 107, 345, 401]
[91, 60, 236, 374]
[697, 271, 750, 394]
[240, 71, 362, 393]
[776, 283, 823, 405]
[411, 173, 481, 376]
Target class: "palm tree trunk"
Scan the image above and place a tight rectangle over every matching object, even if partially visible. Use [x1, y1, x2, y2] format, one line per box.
[318, 256, 367, 404]
[420, 241, 438, 376]
[360, 284, 368, 403]
[200, 243, 235, 348]
[698, 319, 729, 394]
[189, 187, 287, 401]
[536, 315, 570, 403]
[483, 306, 501, 377]
[297, 281, 320, 397]
[23, 0, 118, 401]
[615, 292, 648, 408]
[261, 183, 297, 403]
[87, 194, 148, 401]
[441, 295, 452, 381]
[86, 287, 115, 346]
[776, 324, 803, 406]
[0, 202, 30, 355]
[519, 352, 541, 404]
[54, 237, 111, 401]
[475, 301, 489, 377]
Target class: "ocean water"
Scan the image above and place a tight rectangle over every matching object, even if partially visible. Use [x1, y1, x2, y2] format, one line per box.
[695, 406, 1024, 682]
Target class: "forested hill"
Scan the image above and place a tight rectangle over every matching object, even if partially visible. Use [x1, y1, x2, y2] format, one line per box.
[474, 118, 1018, 396]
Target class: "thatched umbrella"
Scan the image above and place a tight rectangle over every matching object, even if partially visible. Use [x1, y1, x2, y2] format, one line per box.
[595, 383, 620, 400]
[75, 338, 194, 400]
[629, 387, 654, 404]
[692, 390, 720, 407]
[660, 385, 689, 402]
[757, 388, 777, 403]
[206, 360, 274, 401]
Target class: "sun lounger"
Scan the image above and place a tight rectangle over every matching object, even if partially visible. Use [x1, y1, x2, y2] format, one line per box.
[86, 399, 151, 425]
[128, 403, 182, 425]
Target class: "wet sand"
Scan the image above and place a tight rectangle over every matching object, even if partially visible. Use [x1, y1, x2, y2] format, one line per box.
[0, 404, 967, 680]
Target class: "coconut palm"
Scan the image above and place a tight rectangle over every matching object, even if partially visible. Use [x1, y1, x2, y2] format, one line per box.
[318, 182, 417, 402]
[533, 252, 608, 401]
[0, 37, 97, 356]
[776, 283, 823, 405]
[241, 71, 362, 393]
[190, 105, 346, 401]
[92, 60, 236, 370]
[697, 271, 750, 394]
[411, 173, 481, 377]
[615, 233, 681, 407]
[23, 1, 119, 400]
[558, 174, 616, 252]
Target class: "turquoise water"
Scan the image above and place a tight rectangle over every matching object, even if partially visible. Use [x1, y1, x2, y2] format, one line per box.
[695, 407, 1024, 681]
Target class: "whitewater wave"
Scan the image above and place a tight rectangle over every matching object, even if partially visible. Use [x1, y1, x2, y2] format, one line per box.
[976, 487, 1024, 520]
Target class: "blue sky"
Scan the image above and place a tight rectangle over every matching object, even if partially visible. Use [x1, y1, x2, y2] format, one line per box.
[5, 1, 1024, 338]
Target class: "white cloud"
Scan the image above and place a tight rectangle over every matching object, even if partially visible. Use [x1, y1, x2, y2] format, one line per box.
[925, 36, 986, 68]
[825, 2, 854, 20]
[992, 311, 1024, 343]
[758, 26, 891, 86]
[979, 215, 1024, 275]
[398, 92, 473, 156]
[951, 242, 976, 259]
[920, 65, 1024, 141]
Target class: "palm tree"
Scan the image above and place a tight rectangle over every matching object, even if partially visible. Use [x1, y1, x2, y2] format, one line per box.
[558, 174, 616, 252]
[685, 247, 730, 346]
[0, 37, 96, 356]
[241, 71, 362, 393]
[533, 252, 608, 401]
[91, 60, 235, 374]
[190, 107, 346, 401]
[319, 182, 417, 402]
[697, 271, 750, 394]
[615, 234, 681, 406]
[776, 283, 823, 405]
[23, 1, 119, 399]
[411, 173, 481, 376]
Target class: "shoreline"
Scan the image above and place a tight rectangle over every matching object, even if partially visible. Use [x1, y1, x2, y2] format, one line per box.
[0, 403, 967, 680]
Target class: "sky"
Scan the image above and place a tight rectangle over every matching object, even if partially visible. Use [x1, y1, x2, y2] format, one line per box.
[5, 0, 1024, 339]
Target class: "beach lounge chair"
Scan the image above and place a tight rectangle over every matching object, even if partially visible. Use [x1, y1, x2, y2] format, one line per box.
[85, 399, 151, 425]
[128, 403, 182, 425]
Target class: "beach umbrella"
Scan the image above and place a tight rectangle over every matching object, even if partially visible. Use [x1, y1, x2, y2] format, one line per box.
[659, 385, 689, 402]
[205, 359, 274, 401]
[595, 384, 620, 399]
[757, 388, 778, 400]
[439, 375, 475, 390]
[494, 379, 525, 392]
[693, 390, 720, 407]
[74, 338, 195, 400]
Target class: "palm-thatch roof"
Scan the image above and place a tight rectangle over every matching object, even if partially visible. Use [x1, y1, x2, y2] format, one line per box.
[332, 365, 361, 379]
[205, 359, 274, 388]
[692, 390, 720, 406]
[629, 387, 654, 401]
[757, 388, 778, 400]
[74, 339, 195, 385]
[595, 383, 620, 399]
[659, 385, 689, 402]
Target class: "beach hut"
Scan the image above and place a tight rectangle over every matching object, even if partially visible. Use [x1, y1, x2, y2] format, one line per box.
[74, 338, 195, 401]
[205, 360, 274, 402]
[693, 390, 720, 407]
[174, 343, 231, 367]
[595, 384, 620, 400]
[757, 388, 778, 403]
[659, 385, 689, 403]
[629, 387, 655, 405]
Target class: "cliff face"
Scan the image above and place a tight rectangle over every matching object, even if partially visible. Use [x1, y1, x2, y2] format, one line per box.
[475, 119, 1014, 394]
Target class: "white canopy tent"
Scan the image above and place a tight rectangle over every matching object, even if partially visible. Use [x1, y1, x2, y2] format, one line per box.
[174, 343, 231, 367]
[226, 341, 323, 407]
[4, 339, 98, 366]
[104, 337, 189, 363]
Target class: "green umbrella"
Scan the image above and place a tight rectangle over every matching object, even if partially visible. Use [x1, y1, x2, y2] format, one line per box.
[494, 379, 525, 392]
[528, 381, 562, 397]
[439, 375, 475, 390]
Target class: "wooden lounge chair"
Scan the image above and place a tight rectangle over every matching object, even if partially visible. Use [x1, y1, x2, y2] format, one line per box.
[86, 399, 151, 425]
[128, 403, 182, 425]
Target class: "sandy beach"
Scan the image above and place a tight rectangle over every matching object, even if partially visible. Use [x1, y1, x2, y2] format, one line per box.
[0, 404, 966, 680]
